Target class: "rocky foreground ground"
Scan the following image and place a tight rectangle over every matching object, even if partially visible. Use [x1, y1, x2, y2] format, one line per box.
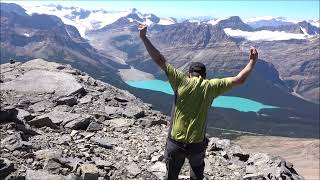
[0, 59, 304, 180]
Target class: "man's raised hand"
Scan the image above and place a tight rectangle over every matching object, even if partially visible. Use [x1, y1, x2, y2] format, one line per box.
[249, 47, 258, 61]
[138, 24, 147, 38]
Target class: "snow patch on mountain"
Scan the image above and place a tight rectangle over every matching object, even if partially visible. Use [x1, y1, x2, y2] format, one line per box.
[23, 33, 30, 37]
[224, 28, 307, 41]
[21, 4, 176, 37]
[158, 18, 176, 25]
[22, 4, 131, 37]
[207, 18, 228, 25]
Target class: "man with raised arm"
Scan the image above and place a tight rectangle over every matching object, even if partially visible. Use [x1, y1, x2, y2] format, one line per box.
[138, 24, 258, 180]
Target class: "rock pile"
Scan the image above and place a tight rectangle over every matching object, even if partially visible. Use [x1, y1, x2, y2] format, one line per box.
[0, 59, 304, 180]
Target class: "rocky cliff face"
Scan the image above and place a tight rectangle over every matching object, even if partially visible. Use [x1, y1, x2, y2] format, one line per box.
[0, 59, 304, 179]
[0, 3, 129, 88]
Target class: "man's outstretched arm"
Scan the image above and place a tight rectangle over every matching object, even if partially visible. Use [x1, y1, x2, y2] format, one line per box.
[138, 24, 166, 71]
[231, 48, 258, 86]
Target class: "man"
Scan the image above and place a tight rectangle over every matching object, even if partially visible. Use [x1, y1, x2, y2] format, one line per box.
[138, 24, 258, 180]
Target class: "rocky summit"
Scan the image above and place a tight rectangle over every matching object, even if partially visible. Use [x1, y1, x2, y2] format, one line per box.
[0, 59, 304, 180]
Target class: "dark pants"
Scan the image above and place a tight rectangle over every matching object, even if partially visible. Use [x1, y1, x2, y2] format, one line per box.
[164, 137, 208, 180]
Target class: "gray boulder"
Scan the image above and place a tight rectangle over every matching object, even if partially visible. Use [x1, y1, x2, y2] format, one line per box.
[148, 161, 166, 180]
[79, 95, 93, 104]
[104, 118, 134, 128]
[0, 158, 15, 179]
[139, 118, 167, 128]
[1, 133, 32, 151]
[64, 115, 92, 130]
[43, 158, 62, 174]
[0, 106, 18, 122]
[92, 157, 113, 168]
[104, 106, 123, 116]
[56, 96, 77, 106]
[79, 164, 98, 180]
[28, 116, 59, 129]
[29, 100, 54, 112]
[126, 162, 141, 178]
[123, 106, 145, 119]
[86, 122, 103, 132]
[17, 108, 33, 121]
[34, 149, 63, 160]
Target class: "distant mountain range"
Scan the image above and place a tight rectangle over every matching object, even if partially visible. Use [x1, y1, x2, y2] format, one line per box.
[1, 3, 319, 138]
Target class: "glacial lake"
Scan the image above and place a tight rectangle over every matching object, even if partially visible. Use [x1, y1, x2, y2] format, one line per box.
[127, 79, 277, 112]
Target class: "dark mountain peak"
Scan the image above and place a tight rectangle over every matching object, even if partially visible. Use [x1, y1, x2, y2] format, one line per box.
[69, 8, 91, 20]
[131, 8, 138, 13]
[126, 12, 143, 22]
[150, 21, 230, 48]
[226, 16, 242, 22]
[248, 18, 294, 29]
[0, 3, 28, 16]
[297, 21, 319, 35]
[147, 13, 160, 23]
[217, 16, 253, 31]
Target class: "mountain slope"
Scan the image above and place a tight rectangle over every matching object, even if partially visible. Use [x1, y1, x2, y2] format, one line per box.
[240, 38, 320, 103]
[0, 3, 128, 87]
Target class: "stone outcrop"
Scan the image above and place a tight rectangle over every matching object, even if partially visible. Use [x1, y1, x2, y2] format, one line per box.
[0, 59, 304, 179]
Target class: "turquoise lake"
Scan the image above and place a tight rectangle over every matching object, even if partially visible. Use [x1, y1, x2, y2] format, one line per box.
[127, 79, 277, 112]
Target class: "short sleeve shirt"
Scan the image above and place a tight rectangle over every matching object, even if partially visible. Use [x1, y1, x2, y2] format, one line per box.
[165, 63, 233, 143]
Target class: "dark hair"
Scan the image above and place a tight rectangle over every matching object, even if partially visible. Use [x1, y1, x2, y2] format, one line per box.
[189, 62, 206, 78]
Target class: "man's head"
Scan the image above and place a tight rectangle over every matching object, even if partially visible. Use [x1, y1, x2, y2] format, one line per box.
[189, 62, 206, 78]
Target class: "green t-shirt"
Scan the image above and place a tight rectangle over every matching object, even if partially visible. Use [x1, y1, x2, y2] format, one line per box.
[165, 63, 233, 143]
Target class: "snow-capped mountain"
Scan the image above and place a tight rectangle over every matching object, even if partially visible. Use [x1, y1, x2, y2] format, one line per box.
[205, 16, 318, 41]
[244, 16, 296, 28]
[21, 4, 176, 37]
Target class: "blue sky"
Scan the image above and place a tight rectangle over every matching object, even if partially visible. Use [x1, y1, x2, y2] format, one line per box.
[5, 0, 320, 21]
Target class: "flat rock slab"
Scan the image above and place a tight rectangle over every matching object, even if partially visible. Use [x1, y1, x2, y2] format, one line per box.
[38, 111, 81, 125]
[34, 149, 63, 160]
[104, 106, 123, 116]
[25, 170, 69, 180]
[20, 59, 65, 71]
[1, 70, 84, 96]
[90, 135, 117, 149]
[29, 100, 54, 112]
[104, 118, 134, 128]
